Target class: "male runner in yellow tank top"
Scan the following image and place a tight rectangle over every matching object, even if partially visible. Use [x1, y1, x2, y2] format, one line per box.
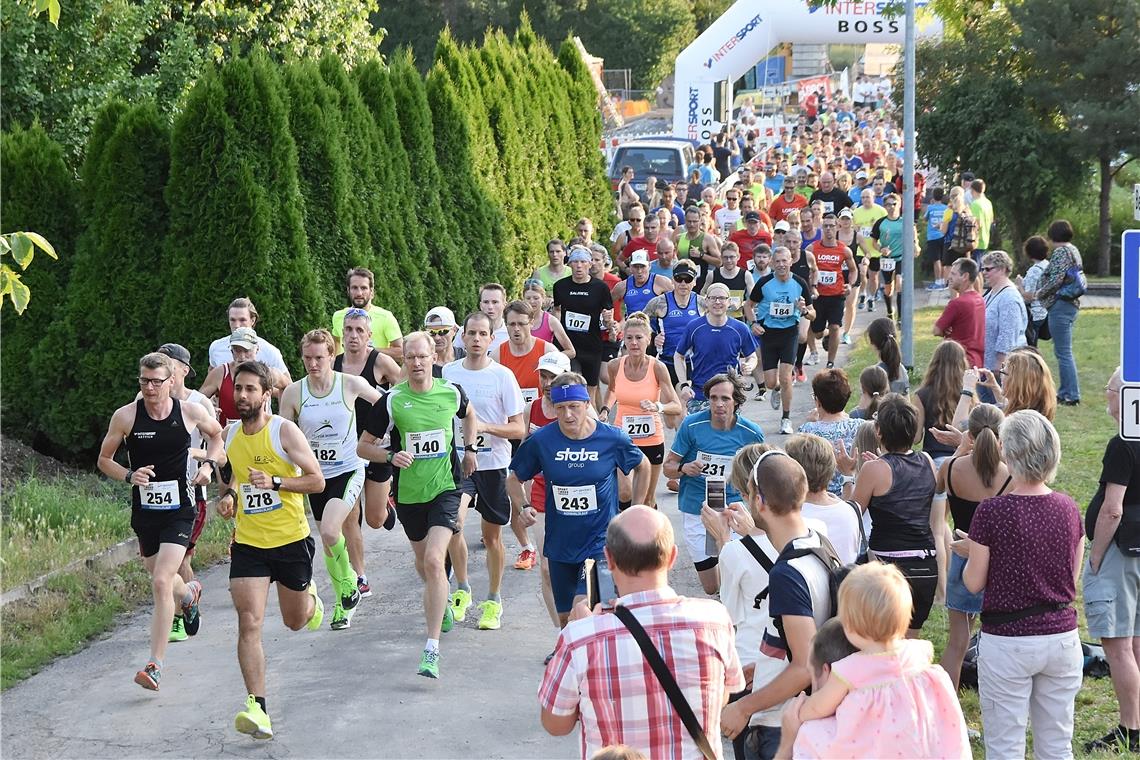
[218, 360, 326, 740]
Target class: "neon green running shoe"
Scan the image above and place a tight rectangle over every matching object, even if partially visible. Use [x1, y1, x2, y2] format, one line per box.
[169, 615, 188, 643]
[305, 582, 324, 631]
[441, 603, 454, 633]
[449, 588, 472, 622]
[234, 694, 273, 740]
[476, 600, 503, 630]
[417, 649, 440, 679]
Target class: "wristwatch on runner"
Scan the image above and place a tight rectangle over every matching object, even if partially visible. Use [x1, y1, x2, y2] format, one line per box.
[271, 476, 283, 491]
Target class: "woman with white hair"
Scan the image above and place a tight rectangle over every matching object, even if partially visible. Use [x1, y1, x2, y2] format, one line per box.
[952, 409, 1083, 759]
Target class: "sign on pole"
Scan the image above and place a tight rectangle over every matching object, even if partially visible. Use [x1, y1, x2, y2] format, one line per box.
[1133, 183, 1140, 222]
[1121, 229, 1140, 440]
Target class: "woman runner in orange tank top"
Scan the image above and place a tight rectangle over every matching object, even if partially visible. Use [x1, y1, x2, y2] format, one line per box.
[601, 312, 683, 509]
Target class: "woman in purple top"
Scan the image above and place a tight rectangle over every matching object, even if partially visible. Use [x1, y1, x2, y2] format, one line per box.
[953, 409, 1084, 760]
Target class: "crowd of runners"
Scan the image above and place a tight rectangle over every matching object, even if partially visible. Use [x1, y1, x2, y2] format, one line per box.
[94, 95, 1138, 760]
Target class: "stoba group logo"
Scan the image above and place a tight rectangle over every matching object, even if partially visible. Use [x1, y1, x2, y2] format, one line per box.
[687, 86, 713, 142]
[554, 448, 600, 462]
[702, 13, 763, 70]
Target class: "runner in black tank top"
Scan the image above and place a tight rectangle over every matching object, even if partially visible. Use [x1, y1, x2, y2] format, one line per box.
[97, 352, 225, 691]
[334, 315, 400, 539]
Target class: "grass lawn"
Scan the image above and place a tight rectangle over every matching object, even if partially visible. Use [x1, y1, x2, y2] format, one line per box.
[843, 306, 1124, 757]
[0, 474, 234, 688]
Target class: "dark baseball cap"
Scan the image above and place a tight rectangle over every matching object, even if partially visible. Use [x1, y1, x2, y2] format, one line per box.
[744, 211, 762, 222]
[158, 343, 195, 378]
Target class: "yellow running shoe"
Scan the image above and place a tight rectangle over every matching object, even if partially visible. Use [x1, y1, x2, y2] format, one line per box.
[477, 599, 502, 630]
[304, 582, 324, 631]
[234, 694, 273, 740]
[169, 616, 188, 643]
[449, 588, 472, 622]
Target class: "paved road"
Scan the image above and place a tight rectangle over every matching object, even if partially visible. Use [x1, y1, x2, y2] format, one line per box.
[1, 299, 881, 760]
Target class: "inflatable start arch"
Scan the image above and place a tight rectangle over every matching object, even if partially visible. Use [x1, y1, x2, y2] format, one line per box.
[673, 0, 942, 141]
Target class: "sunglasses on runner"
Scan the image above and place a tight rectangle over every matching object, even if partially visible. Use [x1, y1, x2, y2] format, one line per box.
[673, 274, 695, 283]
[427, 328, 452, 337]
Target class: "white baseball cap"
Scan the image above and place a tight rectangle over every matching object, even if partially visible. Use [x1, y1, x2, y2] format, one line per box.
[537, 352, 572, 376]
[630, 250, 650, 267]
[423, 306, 457, 327]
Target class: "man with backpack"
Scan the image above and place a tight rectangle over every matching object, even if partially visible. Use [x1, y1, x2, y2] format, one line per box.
[719, 451, 840, 758]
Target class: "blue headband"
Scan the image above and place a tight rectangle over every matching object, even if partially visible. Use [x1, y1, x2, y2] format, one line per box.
[550, 384, 590, 404]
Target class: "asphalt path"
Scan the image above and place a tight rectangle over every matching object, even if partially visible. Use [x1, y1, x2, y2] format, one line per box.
[1, 300, 878, 760]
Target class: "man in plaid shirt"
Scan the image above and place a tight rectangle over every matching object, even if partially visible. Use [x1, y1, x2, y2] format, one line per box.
[539, 506, 745, 759]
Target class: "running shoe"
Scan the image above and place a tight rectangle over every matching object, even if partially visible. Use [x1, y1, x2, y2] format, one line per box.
[666, 479, 679, 492]
[477, 600, 503, 630]
[780, 418, 793, 435]
[1084, 725, 1139, 753]
[514, 548, 536, 570]
[330, 598, 355, 630]
[866, 299, 875, 313]
[357, 576, 372, 598]
[858, 295, 866, 310]
[841, 333, 851, 345]
[169, 616, 188, 643]
[795, 367, 807, 383]
[305, 582, 324, 631]
[417, 649, 440, 679]
[450, 588, 472, 622]
[769, 387, 781, 410]
[805, 351, 820, 366]
[441, 602, 454, 633]
[340, 584, 361, 612]
[753, 387, 766, 401]
[184, 609, 201, 637]
[181, 579, 202, 630]
[234, 694, 273, 740]
[826, 362, 835, 369]
[384, 495, 397, 530]
[925, 281, 940, 290]
[134, 661, 161, 691]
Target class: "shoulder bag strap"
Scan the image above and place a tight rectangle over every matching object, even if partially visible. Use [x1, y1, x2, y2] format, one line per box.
[740, 535, 775, 573]
[612, 605, 717, 760]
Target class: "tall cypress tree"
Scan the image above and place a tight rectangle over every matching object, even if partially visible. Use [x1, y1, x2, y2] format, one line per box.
[352, 58, 432, 320]
[425, 61, 506, 291]
[386, 50, 472, 314]
[282, 61, 365, 310]
[31, 102, 171, 458]
[161, 56, 322, 373]
[558, 37, 613, 227]
[0, 123, 79, 439]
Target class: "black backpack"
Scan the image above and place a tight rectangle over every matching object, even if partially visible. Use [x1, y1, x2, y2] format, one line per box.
[770, 532, 854, 661]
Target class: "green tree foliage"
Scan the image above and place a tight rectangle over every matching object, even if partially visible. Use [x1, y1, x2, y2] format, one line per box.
[161, 56, 322, 375]
[31, 103, 170, 457]
[385, 50, 473, 313]
[282, 61, 365, 307]
[0, 123, 77, 432]
[351, 58, 432, 321]
[378, 0, 698, 89]
[558, 37, 617, 228]
[1, 0, 385, 164]
[425, 60, 507, 290]
[913, 8, 1077, 251]
[1007, 0, 1140, 274]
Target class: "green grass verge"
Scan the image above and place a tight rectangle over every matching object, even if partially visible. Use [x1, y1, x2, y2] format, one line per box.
[844, 307, 1124, 757]
[0, 473, 235, 689]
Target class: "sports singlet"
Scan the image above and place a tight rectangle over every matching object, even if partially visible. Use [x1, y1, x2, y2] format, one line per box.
[297, 373, 363, 477]
[661, 290, 702, 357]
[709, 267, 748, 318]
[611, 356, 664, 447]
[791, 251, 812, 283]
[527, 398, 558, 512]
[334, 349, 383, 436]
[217, 364, 240, 425]
[499, 339, 547, 403]
[946, 458, 1012, 533]
[126, 399, 193, 513]
[531, 310, 555, 343]
[534, 265, 570, 294]
[811, 240, 849, 297]
[226, 416, 308, 548]
[678, 231, 712, 288]
[623, 274, 657, 317]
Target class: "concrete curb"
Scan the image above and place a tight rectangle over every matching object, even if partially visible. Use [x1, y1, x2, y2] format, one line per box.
[1, 537, 140, 608]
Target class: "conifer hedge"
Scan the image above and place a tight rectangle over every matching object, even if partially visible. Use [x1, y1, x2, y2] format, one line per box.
[5, 26, 611, 461]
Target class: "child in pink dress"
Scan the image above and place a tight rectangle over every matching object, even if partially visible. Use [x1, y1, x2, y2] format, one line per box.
[785, 562, 970, 759]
